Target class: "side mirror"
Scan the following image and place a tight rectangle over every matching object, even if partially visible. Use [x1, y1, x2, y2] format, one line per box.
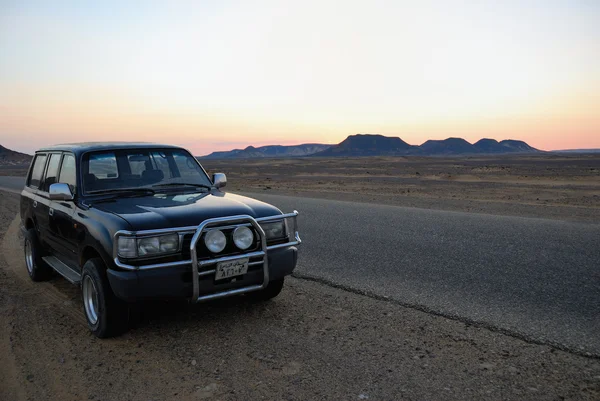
[49, 183, 74, 201]
[212, 173, 227, 189]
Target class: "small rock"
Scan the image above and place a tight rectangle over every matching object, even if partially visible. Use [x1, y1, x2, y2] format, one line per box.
[479, 362, 495, 370]
[196, 383, 218, 399]
[358, 394, 369, 400]
[191, 359, 197, 366]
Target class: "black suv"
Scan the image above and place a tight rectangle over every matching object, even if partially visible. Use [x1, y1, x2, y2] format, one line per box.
[20, 142, 300, 337]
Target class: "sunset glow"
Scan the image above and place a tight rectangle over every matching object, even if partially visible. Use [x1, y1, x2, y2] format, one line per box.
[1, 0, 599, 155]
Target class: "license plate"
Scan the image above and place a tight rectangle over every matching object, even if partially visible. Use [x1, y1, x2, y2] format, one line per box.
[215, 258, 249, 280]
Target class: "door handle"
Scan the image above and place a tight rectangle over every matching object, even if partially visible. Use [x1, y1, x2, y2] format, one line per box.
[49, 208, 54, 217]
[33, 200, 37, 208]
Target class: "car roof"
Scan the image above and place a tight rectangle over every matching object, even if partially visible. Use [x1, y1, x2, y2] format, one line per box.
[36, 142, 187, 156]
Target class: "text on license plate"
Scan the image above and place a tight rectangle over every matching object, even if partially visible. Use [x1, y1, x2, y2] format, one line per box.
[215, 258, 249, 280]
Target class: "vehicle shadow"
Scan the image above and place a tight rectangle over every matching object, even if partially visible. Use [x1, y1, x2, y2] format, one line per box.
[126, 293, 286, 335]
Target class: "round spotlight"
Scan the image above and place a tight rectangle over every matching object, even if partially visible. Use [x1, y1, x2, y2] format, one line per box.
[232, 226, 254, 250]
[204, 229, 226, 253]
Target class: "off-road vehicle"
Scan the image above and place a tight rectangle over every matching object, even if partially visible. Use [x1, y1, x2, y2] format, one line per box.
[20, 143, 300, 337]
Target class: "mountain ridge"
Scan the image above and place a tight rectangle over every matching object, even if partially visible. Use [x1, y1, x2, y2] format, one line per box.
[202, 134, 541, 158]
[201, 143, 332, 159]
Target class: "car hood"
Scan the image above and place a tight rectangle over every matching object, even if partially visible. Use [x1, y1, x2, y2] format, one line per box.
[91, 191, 282, 231]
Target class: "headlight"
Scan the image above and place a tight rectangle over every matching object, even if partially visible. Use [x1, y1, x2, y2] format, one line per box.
[260, 221, 286, 240]
[204, 229, 226, 253]
[117, 236, 137, 258]
[232, 226, 254, 250]
[138, 233, 179, 256]
[117, 233, 179, 258]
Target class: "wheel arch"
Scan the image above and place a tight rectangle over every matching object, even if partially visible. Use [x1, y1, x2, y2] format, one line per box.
[80, 245, 112, 271]
[24, 218, 35, 230]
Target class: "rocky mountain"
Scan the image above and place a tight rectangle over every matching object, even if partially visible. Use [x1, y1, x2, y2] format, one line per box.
[314, 134, 416, 157]
[0, 145, 32, 165]
[201, 143, 331, 159]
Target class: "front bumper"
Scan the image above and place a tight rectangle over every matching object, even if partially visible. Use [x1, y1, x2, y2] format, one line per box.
[108, 211, 300, 303]
[107, 245, 297, 302]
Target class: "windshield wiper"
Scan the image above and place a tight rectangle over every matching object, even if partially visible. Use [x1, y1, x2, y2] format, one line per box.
[88, 188, 156, 197]
[152, 183, 212, 190]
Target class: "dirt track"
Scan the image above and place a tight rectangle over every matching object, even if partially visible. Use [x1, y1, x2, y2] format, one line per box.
[1, 190, 599, 400]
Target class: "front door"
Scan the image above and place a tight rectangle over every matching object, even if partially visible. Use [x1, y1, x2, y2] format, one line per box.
[48, 200, 79, 268]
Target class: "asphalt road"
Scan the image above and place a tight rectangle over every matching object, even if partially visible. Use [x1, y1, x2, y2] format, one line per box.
[0, 176, 25, 194]
[1, 176, 598, 355]
[245, 192, 600, 356]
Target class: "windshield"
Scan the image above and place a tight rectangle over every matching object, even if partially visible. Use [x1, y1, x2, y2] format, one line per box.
[82, 148, 212, 194]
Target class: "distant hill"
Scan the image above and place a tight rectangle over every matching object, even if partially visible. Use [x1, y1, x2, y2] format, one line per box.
[314, 134, 416, 157]
[201, 143, 331, 159]
[497, 139, 538, 153]
[0, 145, 32, 165]
[312, 135, 540, 157]
[201, 134, 541, 159]
[419, 137, 475, 155]
[472, 138, 538, 154]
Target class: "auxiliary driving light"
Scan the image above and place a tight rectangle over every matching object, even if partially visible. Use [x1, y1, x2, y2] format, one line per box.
[232, 226, 254, 250]
[204, 229, 226, 253]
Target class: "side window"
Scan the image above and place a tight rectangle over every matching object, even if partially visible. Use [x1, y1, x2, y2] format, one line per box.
[42, 153, 62, 192]
[59, 154, 77, 194]
[28, 154, 48, 189]
[89, 152, 118, 179]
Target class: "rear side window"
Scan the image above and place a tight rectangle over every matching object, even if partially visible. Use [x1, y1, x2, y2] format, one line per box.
[42, 153, 62, 192]
[28, 154, 48, 189]
[59, 154, 77, 194]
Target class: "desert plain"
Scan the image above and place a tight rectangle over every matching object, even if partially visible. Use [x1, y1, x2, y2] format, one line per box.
[0, 153, 599, 400]
[201, 154, 600, 222]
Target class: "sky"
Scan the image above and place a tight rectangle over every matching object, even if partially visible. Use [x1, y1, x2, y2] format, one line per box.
[0, 0, 599, 155]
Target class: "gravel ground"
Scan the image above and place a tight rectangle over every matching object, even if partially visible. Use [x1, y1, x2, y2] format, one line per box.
[0, 190, 599, 400]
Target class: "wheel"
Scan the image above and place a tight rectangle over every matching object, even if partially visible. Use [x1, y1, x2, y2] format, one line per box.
[81, 258, 129, 338]
[24, 228, 53, 281]
[247, 278, 285, 302]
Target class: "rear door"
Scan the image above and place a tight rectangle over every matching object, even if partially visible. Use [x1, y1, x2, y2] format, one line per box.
[27, 153, 49, 243]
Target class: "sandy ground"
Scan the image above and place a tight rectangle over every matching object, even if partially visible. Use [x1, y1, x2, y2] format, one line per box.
[1, 191, 599, 400]
[202, 155, 600, 222]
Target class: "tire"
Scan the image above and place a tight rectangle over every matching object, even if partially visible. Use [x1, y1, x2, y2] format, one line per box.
[247, 278, 285, 302]
[81, 258, 129, 338]
[24, 228, 53, 282]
